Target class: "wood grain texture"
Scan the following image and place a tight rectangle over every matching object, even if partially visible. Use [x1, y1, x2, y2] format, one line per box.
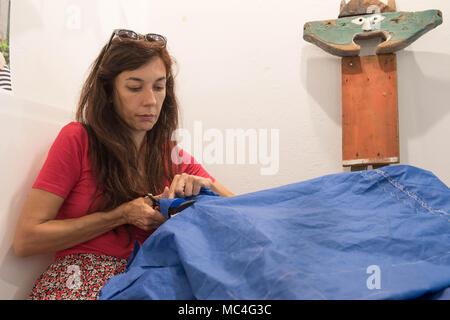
[341, 54, 399, 167]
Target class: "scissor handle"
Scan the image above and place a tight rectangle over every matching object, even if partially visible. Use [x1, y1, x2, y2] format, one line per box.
[143, 193, 159, 209]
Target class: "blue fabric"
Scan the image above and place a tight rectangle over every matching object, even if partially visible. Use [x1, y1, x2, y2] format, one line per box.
[158, 198, 185, 219]
[158, 187, 219, 219]
[99, 165, 450, 300]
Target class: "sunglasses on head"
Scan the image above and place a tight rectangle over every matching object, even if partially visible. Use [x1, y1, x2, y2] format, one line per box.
[105, 29, 167, 52]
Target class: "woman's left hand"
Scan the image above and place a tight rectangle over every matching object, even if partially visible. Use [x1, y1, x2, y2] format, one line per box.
[168, 173, 213, 198]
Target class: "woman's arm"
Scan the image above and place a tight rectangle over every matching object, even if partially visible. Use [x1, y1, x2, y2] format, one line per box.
[14, 188, 166, 257]
[210, 180, 235, 197]
[168, 173, 234, 198]
[172, 148, 234, 197]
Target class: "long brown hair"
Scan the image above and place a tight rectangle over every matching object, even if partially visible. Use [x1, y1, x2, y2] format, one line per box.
[76, 36, 179, 212]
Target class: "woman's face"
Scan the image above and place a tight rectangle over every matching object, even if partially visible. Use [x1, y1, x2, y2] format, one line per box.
[113, 57, 167, 144]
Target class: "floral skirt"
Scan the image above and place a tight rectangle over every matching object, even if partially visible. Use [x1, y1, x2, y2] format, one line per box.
[28, 253, 128, 300]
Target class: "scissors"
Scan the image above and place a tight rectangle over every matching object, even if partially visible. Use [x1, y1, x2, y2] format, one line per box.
[143, 193, 196, 219]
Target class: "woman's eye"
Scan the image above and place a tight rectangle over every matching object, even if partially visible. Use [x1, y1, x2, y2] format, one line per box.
[128, 87, 142, 92]
[154, 86, 165, 92]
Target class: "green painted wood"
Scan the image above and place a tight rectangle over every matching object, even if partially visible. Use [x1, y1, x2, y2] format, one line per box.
[303, 10, 442, 57]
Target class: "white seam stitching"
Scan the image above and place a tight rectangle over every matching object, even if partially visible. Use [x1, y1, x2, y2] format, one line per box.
[374, 169, 450, 217]
[359, 170, 450, 219]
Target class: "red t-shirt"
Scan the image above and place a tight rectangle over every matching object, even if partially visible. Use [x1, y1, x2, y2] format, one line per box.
[32, 122, 215, 260]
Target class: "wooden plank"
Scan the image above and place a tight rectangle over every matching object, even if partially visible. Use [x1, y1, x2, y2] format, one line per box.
[341, 54, 399, 167]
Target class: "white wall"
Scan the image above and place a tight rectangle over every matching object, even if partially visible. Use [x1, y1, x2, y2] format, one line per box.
[1, 0, 449, 299]
[0, 94, 72, 299]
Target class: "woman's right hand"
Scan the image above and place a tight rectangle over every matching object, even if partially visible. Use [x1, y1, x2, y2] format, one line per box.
[118, 187, 170, 231]
[14, 187, 172, 257]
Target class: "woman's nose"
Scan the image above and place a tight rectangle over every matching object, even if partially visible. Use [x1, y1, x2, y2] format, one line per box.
[144, 89, 157, 105]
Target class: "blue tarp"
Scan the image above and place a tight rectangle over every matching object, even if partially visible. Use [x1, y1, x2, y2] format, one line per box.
[99, 165, 450, 300]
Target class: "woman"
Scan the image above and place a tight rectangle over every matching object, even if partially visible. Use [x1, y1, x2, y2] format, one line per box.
[13, 30, 233, 300]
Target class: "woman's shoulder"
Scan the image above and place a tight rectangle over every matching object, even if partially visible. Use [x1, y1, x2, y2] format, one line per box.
[54, 122, 89, 148]
[61, 121, 86, 131]
[59, 121, 88, 138]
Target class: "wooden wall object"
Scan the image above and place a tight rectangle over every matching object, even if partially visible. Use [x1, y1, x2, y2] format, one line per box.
[303, 10, 443, 57]
[302, 1, 443, 170]
[339, 0, 397, 18]
[342, 54, 399, 168]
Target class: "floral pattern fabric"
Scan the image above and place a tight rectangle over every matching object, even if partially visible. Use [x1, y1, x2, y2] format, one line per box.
[29, 253, 127, 300]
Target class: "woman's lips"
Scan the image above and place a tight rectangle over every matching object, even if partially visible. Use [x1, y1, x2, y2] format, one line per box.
[137, 114, 155, 121]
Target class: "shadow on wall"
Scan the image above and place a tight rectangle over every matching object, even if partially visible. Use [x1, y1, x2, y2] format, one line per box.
[300, 45, 450, 167]
[299, 45, 343, 171]
[0, 94, 72, 299]
[397, 50, 450, 164]
[0, 153, 53, 299]
[300, 45, 342, 127]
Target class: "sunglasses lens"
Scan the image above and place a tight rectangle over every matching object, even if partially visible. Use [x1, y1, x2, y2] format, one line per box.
[117, 30, 138, 40]
[146, 34, 167, 44]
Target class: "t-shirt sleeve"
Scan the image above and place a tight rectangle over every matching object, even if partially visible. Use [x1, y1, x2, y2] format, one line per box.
[32, 122, 84, 199]
[175, 147, 216, 182]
